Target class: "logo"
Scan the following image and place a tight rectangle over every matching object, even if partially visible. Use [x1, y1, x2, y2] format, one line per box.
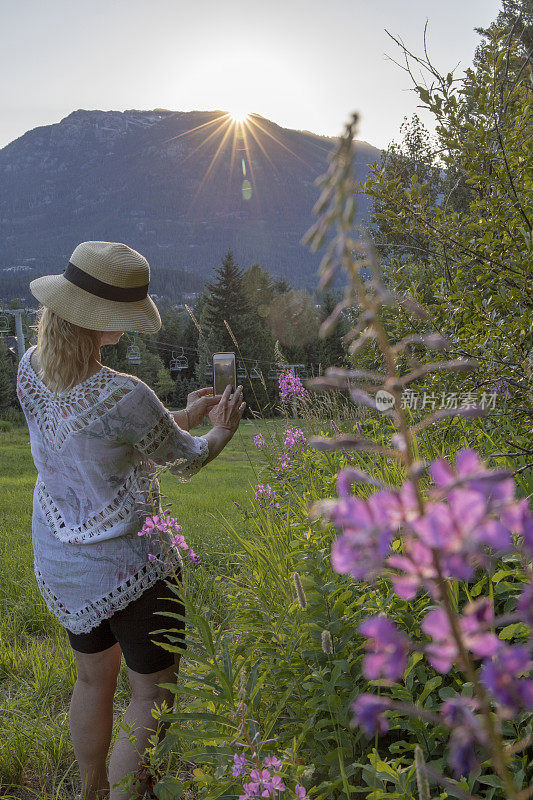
[376, 390, 396, 412]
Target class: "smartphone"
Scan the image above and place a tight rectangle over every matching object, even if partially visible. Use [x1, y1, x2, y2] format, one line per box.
[213, 352, 237, 396]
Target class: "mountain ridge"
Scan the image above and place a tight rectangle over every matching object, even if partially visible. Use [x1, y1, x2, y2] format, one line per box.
[0, 109, 381, 294]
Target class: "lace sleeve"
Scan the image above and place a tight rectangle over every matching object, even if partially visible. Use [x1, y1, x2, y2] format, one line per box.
[126, 381, 210, 483]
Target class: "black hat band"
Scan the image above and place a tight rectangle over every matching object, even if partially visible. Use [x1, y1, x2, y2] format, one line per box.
[63, 262, 149, 302]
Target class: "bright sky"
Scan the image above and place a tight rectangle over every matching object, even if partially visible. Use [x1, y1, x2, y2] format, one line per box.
[1, 0, 500, 151]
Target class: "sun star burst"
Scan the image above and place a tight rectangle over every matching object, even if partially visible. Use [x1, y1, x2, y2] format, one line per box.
[228, 108, 250, 124]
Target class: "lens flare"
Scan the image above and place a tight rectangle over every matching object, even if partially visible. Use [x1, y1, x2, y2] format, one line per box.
[228, 108, 250, 124]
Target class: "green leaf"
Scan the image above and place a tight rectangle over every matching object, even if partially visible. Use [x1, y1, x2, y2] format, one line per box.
[417, 676, 442, 705]
[154, 775, 183, 800]
[499, 623, 529, 640]
[476, 774, 505, 788]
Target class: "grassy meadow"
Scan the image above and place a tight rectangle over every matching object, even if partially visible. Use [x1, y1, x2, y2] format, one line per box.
[1, 393, 531, 800]
[0, 414, 290, 799]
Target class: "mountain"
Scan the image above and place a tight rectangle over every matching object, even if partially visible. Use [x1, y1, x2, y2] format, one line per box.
[0, 109, 381, 296]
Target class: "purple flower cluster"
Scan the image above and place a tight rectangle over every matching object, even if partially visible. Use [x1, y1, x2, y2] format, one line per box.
[481, 645, 533, 716]
[329, 449, 533, 778]
[278, 370, 309, 403]
[358, 615, 410, 681]
[254, 483, 281, 510]
[284, 427, 307, 450]
[272, 427, 308, 474]
[254, 433, 267, 448]
[138, 514, 172, 536]
[483, 378, 511, 399]
[138, 513, 201, 565]
[325, 449, 531, 597]
[440, 697, 487, 776]
[351, 695, 391, 736]
[329, 476, 417, 581]
[231, 753, 310, 799]
[422, 598, 500, 673]
[273, 452, 293, 474]
[353, 635, 533, 775]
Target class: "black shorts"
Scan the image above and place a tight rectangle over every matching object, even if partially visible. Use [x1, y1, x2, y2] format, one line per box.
[65, 572, 187, 674]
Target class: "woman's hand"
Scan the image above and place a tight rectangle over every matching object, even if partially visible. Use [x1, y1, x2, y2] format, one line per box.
[208, 384, 246, 433]
[185, 387, 222, 428]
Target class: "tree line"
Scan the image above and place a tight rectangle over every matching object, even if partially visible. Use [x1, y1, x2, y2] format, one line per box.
[0, 253, 350, 418]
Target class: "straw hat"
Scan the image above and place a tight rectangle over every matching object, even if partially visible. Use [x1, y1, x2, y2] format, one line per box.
[29, 241, 162, 333]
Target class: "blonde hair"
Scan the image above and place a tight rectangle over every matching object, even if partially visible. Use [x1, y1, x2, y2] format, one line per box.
[34, 306, 101, 395]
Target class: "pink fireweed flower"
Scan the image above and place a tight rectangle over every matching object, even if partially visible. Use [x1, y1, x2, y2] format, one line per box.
[410, 487, 521, 573]
[351, 693, 390, 736]
[263, 755, 282, 769]
[278, 369, 309, 403]
[430, 449, 530, 541]
[254, 483, 281, 509]
[147, 553, 157, 563]
[234, 754, 291, 799]
[138, 514, 170, 536]
[422, 598, 500, 673]
[441, 696, 482, 731]
[188, 547, 201, 564]
[448, 726, 480, 777]
[273, 452, 293, 473]
[232, 753, 247, 777]
[295, 785, 311, 800]
[521, 510, 533, 555]
[284, 427, 307, 450]
[441, 694, 488, 776]
[254, 433, 267, 448]
[358, 615, 410, 682]
[327, 475, 407, 580]
[171, 533, 188, 549]
[244, 767, 286, 798]
[481, 644, 533, 716]
[388, 537, 439, 600]
[386, 452, 533, 600]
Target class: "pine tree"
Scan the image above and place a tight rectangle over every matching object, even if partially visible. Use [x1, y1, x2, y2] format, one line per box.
[242, 262, 275, 312]
[202, 250, 253, 348]
[197, 250, 254, 385]
[195, 251, 269, 413]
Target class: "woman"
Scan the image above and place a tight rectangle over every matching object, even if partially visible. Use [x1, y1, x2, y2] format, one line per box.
[16, 240, 245, 800]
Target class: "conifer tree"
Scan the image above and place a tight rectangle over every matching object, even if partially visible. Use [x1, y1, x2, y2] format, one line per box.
[202, 250, 253, 349]
[195, 251, 265, 411]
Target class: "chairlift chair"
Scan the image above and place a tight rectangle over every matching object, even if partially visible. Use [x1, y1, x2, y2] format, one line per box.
[250, 360, 262, 380]
[178, 348, 189, 370]
[170, 348, 189, 373]
[126, 340, 141, 364]
[237, 361, 246, 381]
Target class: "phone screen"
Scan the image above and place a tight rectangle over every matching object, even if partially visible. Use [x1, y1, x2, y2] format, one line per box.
[213, 353, 236, 395]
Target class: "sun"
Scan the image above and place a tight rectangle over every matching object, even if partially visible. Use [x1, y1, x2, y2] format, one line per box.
[227, 108, 250, 124]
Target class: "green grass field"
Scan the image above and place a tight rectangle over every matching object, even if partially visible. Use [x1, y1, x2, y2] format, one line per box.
[0, 416, 288, 799]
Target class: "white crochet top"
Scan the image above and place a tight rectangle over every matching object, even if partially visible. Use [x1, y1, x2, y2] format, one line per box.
[16, 345, 210, 634]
